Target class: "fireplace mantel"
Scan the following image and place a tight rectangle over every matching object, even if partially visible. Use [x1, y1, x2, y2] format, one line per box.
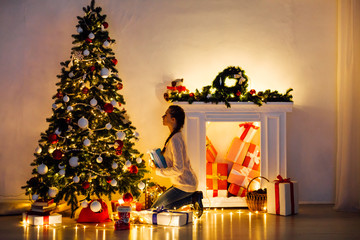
[176, 102, 293, 207]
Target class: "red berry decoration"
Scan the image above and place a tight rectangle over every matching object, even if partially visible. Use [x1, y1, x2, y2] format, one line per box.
[86, 38, 92, 43]
[82, 182, 90, 189]
[189, 93, 195, 98]
[106, 177, 112, 183]
[89, 66, 96, 72]
[129, 165, 138, 174]
[123, 193, 133, 203]
[103, 22, 109, 29]
[82, 87, 89, 94]
[236, 91, 241, 96]
[103, 103, 114, 113]
[114, 140, 123, 149]
[116, 83, 123, 90]
[111, 59, 118, 65]
[52, 149, 63, 160]
[250, 89, 256, 95]
[66, 118, 71, 124]
[48, 134, 59, 144]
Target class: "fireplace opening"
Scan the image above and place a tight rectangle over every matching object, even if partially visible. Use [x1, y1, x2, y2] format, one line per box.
[205, 121, 262, 206]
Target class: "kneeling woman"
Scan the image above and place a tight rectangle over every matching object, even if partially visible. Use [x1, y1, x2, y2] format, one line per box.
[150, 105, 203, 217]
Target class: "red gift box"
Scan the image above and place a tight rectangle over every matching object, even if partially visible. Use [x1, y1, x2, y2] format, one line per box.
[228, 183, 247, 197]
[227, 164, 260, 190]
[206, 163, 228, 196]
[206, 136, 217, 163]
[239, 122, 259, 142]
[226, 138, 250, 164]
[242, 143, 260, 171]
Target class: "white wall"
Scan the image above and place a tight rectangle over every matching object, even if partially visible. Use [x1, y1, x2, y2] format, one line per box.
[0, 0, 337, 204]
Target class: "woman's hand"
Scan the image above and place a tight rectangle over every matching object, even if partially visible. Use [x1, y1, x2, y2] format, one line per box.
[149, 159, 157, 171]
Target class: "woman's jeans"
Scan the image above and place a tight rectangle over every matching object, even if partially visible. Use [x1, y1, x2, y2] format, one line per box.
[151, 186, 194, 209]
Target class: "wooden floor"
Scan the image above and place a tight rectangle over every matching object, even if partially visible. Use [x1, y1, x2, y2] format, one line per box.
[1, 205, 359, 240]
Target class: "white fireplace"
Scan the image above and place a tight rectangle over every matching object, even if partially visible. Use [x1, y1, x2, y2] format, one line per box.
[177, 102, 293, 207]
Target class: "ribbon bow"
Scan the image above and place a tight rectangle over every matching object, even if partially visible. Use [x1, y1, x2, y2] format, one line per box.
[275, 175, 291, 183]
[167, 86, 187, 92]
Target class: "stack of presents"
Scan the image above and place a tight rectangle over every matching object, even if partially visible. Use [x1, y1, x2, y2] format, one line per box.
[206, 122, 299, 216]
[206, 122, 261, 199]
[22, 199, 62, 225]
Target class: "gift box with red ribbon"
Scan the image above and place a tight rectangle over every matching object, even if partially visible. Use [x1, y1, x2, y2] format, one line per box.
[227, 164, 260, 190]
[226, 137, 250, 164]
[239, 122, 259, 143]
[228, 183, 247, 197]
[206, 136, 217, 163]
[206, 163, 228, 197]
[267, 175, 299, 216]
[242, 143, 260, 171]
[22, 212, 62, 225]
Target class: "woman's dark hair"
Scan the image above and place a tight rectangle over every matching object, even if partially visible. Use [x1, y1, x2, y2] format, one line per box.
[162, 105, 185, 153]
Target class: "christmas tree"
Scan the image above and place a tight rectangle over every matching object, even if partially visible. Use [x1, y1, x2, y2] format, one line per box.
[22, 0, 147, 216]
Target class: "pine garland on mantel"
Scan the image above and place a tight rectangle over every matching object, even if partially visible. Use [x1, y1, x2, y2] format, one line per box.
[164, 66, 293, 108]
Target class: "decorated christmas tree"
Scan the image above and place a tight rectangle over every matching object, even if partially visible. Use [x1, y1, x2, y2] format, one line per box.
[22, 0, 147, 216]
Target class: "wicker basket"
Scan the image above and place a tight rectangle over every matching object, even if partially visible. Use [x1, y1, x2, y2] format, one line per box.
[246, 176, 269, 213]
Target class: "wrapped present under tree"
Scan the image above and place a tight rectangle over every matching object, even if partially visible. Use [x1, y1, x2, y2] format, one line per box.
[206, 163, 228, 197]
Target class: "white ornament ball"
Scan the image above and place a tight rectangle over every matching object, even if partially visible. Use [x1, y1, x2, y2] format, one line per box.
[77, 26, 83, 33]
[35, 146, 42, 154]
[133, 132, 140, 138]
[68, 72, 74, 78]
[105, 123, 112, 130]
[78, 117, 89, 128]
[37, 164, 48, 175]
[96, 156, 103, 163]
[48, 187, 59, 198]
[111, 162, 118, 169]
[125, 160, 132, 168]
[83, 138, 91, 146]
[111, 100, 117, 106]
[73, 175, 80, 183]
[32, 194, 39, 201]
[48, 146, 55, 154]
[58, 164, 65, 169]
[136, 157, 142, 164]
[116, 131, 126, 140]
[90, 98, 98, 106]
[67, 106, 73, 111]
[81, 200, 88, 208]
[98, 84, 104, 90]
[100, 68, 109, 78]
[90, 200, 102, 212]
[103, 40, 110, 47]
[63, 95, 70, 103]
[138, 181, 145, 190]
[55, 128, 61, 135]
[110, 179, 117, 186]
[59, 169, 65, 176]
[69, 156, 79, 167]
[52, 103, 58, 109]
[88, 32, 95, 39]
[83, 49, 90, 56]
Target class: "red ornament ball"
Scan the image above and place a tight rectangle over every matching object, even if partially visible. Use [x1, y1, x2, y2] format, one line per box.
[48, 134, 59, 144]
[116, 83, 123, 90]
[56, 91, 63, 99]
[103, 22, 109, 29]
[89, 66, 96, 72]
[86, 38, 92, 43]
[189, 93, 195, 98]
[103, 103, 114, 113]
[236, 90, 241, 96]
[123, 193, 133, 203]
[115, 149, 122, 155]
[111, 59, 118, 65]
[66, 118, 71, 124]
[106, 177, 112, 183]
[114, 140, 123, 149]
[249, 89, 256, 95]
[52, 149, 63, 160]
[82, 182, 90, 189]
[129, 165, 138, 174]
[82, 87, 89, 94]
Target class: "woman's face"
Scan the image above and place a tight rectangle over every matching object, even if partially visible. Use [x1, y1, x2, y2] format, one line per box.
[162, 109, 175, 127]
